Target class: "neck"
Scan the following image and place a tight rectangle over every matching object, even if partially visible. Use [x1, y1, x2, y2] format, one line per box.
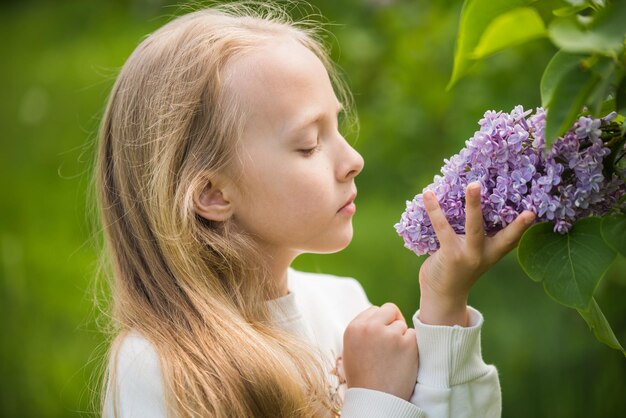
[261, 245, 300, 299]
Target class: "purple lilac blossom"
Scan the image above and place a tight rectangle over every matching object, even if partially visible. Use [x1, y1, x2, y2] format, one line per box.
[395, 106, 626, 256]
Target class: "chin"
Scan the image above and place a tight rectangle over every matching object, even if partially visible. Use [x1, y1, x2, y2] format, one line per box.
[310, 229, 354, 254]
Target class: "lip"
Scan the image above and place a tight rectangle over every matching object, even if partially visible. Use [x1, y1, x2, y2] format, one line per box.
[338, 192, 357, 214]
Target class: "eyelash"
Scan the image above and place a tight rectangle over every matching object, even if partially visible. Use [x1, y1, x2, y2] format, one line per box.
[299, 143, 322, 156]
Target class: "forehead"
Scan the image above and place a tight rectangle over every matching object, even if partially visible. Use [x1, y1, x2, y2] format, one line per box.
[222, 37, 339, 138]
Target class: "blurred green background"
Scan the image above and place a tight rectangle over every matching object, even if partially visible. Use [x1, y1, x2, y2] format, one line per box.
[1, 0, 625, 417]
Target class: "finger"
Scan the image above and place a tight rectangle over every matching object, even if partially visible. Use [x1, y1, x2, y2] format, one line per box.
[387, 319, 408, 335]
[464, 182, 485, 249]
[353, 305, 380, 322]
[489, 210, 536, 258]
[371, 302, 405, 326]
[422, 190, 456, 245]
[403, 328, 417, 342]
[402, 328, 418, 350]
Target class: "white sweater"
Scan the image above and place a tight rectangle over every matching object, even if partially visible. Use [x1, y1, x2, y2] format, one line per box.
[104, 268, 501, 417]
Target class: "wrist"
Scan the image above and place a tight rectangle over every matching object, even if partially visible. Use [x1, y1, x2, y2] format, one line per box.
[418, 287, 469, 326]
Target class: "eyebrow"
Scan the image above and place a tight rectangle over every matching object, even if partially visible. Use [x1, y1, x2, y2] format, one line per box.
[289, 102, 344, 135]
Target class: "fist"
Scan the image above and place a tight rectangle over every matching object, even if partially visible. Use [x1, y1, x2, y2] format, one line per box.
[342, 303, 418, 401]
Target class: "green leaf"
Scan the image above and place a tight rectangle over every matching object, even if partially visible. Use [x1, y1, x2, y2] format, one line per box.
[577, 297, 626, 355]
[603, 117, 626, 178]
[470, 7, 547, 60]
[447, 0, 537, 89]
[548, 17, 622, 55]
[601, 214, 626, 257]
[517, 218, 617, 309]
[544, 54, 600, 147]
[616, 75, 626, 117]
[540, 51, 587, 108]
[553, 3, 591, 17]
[548, 1, 626, 56]
[587, 58, 616, 117]
[595, 98, 617, 118]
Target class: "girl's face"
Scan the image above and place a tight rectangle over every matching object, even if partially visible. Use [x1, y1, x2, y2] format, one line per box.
[224, 37, 364, 258]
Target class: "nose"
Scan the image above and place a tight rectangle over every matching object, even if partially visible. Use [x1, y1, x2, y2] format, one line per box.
[337, 136, 364, 181]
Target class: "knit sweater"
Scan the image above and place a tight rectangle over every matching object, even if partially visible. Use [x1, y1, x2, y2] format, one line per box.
[103, 267, 501, 417]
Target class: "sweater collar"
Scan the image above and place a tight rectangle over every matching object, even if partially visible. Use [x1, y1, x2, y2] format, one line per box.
[266, 267, 301, 324]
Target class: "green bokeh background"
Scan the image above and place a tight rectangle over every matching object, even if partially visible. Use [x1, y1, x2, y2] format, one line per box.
[1, 0, 625, 417]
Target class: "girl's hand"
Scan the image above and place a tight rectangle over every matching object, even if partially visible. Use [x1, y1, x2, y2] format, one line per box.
[419, 182, 536, 326]
[343, 303, 418, 401]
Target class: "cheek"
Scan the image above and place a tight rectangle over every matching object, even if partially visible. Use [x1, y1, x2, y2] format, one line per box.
[253, 156, 329, 203]
[271, 176, 329, 221]
[287, 170, 332, 209]
[262, 176, 333, 238]
[236, 152, 334, 224]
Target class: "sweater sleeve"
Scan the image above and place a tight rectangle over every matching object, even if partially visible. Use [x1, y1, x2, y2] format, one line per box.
[342, 388, 426, 417]
[408, 306, 502, 418]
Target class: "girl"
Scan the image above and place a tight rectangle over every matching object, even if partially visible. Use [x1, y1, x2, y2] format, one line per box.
[95, 2, 536, 417]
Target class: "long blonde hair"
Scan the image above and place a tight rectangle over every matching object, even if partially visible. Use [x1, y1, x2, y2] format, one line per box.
[94, 2, 356, 417]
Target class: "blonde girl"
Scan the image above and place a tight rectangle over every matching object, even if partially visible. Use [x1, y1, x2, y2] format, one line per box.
[95, 2, 536, 417]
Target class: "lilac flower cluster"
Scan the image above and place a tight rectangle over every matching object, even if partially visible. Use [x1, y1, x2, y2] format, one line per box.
[395, 106, 626, 256]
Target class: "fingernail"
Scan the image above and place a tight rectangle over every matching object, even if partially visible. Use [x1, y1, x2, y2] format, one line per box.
[525, 212, 536, 225]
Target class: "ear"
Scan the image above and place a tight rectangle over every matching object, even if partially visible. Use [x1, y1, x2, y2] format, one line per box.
[193, 178, 234, 222]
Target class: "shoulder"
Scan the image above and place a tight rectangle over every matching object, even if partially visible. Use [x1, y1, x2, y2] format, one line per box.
[114, 330, 162, 382]
[104, 330, 168, 418]
[116, 330, 159, 360]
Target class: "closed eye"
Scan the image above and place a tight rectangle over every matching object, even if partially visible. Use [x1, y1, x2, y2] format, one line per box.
[299, 143, 322, 156]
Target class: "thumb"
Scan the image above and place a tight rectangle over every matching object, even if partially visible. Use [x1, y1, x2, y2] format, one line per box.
[490, 210, 536, 257]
